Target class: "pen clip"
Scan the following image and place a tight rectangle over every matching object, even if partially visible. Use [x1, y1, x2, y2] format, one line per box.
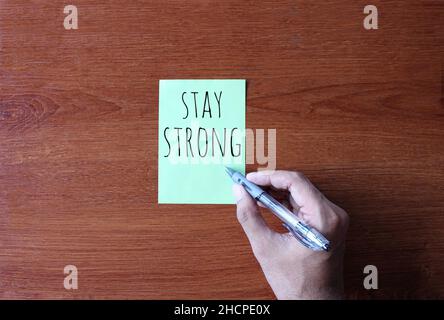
[282, 223, 323, 251]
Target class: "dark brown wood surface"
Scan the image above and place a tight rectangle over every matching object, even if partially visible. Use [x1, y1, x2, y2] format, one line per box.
[0, 0, 443, 299]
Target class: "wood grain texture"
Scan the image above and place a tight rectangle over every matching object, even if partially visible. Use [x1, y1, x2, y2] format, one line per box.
[0, 0, 443, 299]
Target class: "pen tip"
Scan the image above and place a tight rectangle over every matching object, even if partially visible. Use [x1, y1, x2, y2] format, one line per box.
[224, 166, 235, 177]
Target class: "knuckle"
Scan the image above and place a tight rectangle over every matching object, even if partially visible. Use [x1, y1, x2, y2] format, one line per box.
[341, 210, 350, 228]
[334, 205, 349, 222]
[329, 212, 341, 227]
[322, 205, 341, 227]
[330, 208, 349, 231]
[290, 171, 305, 180]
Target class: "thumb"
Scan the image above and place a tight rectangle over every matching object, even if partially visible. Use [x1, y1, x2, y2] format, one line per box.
[233, 184, 273, 248]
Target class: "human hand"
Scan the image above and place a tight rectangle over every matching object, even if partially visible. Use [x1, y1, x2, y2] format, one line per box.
[233, 170, 349, 300]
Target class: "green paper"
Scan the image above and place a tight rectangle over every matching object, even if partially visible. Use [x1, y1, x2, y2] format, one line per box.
[158, 79, 246, 204]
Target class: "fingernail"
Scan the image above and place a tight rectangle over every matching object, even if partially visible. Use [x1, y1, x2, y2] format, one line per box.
[246, 172, 257, 180]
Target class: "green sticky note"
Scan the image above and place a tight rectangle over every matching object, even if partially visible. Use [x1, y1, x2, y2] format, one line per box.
[158, 79, 246, 204]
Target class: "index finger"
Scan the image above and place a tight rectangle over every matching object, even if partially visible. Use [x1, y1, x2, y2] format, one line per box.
[246, 170, 322, 213]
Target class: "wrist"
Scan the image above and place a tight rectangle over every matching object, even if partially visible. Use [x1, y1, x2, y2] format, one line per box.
[271, 246, 346, 300]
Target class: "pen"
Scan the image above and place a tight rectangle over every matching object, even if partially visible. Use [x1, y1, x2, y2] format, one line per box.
[225, 167, 330, 252]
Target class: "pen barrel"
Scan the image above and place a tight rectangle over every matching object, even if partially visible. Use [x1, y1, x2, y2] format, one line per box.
[233, 172, 264, 199]
[258, 193, 330, 251]
[258, 193, 301, 227]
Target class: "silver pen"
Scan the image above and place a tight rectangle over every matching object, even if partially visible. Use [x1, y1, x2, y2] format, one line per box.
[225, 167, 330, 252]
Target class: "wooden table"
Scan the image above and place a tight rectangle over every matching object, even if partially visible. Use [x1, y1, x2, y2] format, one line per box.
[1, 0, 443, 299]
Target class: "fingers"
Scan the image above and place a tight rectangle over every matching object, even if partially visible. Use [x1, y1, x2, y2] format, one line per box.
[233, 184, 273, 247]
[246, 170, 321, 211]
